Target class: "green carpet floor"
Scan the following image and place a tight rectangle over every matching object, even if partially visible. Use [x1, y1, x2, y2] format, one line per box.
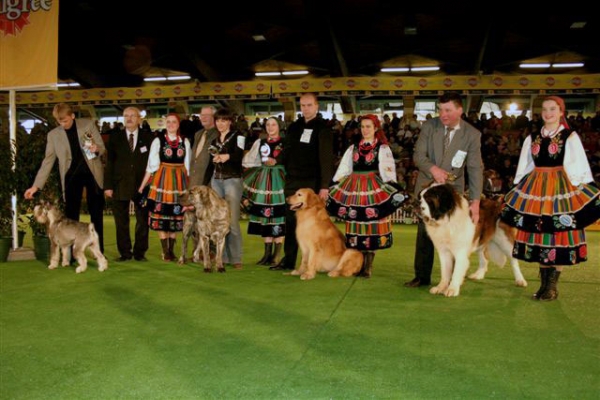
[1, 218, 599, 399]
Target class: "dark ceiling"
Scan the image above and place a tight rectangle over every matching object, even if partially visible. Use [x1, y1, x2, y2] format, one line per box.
[59, 0, 599, 89]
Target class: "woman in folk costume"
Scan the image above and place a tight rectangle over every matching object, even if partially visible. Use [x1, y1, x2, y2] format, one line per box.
[326, 114, 406, 278]
[501, 96, 600, 301]
[138, 113, 191, 261]
[242, 117, 286, 266]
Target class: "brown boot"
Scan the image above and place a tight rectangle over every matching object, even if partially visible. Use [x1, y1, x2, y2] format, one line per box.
[532, 267, 551, 300]
[359, 252, 375, 278]
[161, 239, 172, 261]
[257, 243, 273, 265]
[539, 267, 561, 301]
[167, 238, 176, 261]
[270, 243, 283, 266]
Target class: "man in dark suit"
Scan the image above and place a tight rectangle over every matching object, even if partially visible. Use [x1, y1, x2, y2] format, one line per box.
[270, 93, 334, 271]
[25, 103, 106, 252]
[405, 93, 483, 287]
[104, 107, 154, 261]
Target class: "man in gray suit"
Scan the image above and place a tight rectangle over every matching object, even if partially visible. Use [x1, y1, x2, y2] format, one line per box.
[405, 93, 483, 287]
[189, 106, 218, 187]
[24, 103, 106, 252]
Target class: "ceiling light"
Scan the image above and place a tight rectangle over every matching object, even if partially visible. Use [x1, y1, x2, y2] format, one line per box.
[520, 63, 551, 68]
[411, 66, 440, 72]
[570, 21, 586, 29]
[56, 82, 81, 87]
[252, 34, 267, 42]
[255, 72, 282, 77]
[166, 75, 191, 81]
[404, 27, 417, 35]
[282, 70, 309, 76]
[552, 63, 584, 68]
[144, 76, 168, 82]
[381, 67, 410, 72]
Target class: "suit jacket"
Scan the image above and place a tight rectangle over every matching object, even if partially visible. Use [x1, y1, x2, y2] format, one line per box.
[188, 127, 218, 187]
[104, 128, 154, 201]
[413, 118, 483, 200]
[33, 119, 105, 200]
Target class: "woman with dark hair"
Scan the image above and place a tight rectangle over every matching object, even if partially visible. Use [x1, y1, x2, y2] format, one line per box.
[209, 108, 245, 270]
[326, 114, 406, 277]
[138, 113, 191, 261]
[501, 96, 600, 301]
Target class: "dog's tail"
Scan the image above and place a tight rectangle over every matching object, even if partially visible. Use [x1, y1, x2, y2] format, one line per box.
[486, 241, 507, 268]
[88, 223, 100, 241]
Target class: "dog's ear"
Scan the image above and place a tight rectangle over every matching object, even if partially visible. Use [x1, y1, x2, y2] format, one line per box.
[426, 184, 458, 220]
[305, 189, 323, 209]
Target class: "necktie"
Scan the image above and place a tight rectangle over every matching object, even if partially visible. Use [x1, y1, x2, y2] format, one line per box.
[443, 127, 453, 152]
[129, 133, 134, 152]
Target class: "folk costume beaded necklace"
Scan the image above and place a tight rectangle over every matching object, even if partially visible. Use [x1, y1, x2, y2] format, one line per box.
[541, 125, 561, 138]
[358, 138, 377, 156]
[165, 133, 180, 148]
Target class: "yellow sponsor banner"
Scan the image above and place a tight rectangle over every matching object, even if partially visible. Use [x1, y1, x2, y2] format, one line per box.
[0, 0, 59, 90]
[1, 74, 599, 104]
[0, 80, 271, 104]
[272, 74, 600, 96]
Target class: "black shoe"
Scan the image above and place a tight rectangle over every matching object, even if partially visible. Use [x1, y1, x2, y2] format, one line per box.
[269, 260, 293, 271]
[404, 277, 430, 287]
[115, 255, 133, 262]
[134, 255, 148, 261]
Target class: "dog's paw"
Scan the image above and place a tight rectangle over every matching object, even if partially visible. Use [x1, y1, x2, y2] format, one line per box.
[217, 267, 226, 273]
[430, 284, 447, 295]
[290, 270, 300, 276]
[75, 266, 86, 273]
[445, 286, 460, 297]
[327, 270, 340, 278]
[178, 257, 186, 265]
[61, 262, 70, 267]
[468, 271, 485, 280]
[47, 264, 58, 270]
[515, 279, 528, 287]
[203, 268, 212, 273]
[300, 273, 315, 280]
[98, 265, 107, 272]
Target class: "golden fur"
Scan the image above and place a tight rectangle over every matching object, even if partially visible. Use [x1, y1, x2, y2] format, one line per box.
[287, 188, 363, 280]
[178, 185, 231, 272]
[419, 184, 527, 297]
[33, 202, 107, 273]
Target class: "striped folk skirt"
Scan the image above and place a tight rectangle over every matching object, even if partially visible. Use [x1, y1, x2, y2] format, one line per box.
[147, 163, 188, 232]
[501, 166, 600, 265]
[242, 165, 286, 237]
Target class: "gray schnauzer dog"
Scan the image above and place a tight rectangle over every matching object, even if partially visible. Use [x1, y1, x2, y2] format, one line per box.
[33, 202, 108, 273]
[178, 185, 230, 273]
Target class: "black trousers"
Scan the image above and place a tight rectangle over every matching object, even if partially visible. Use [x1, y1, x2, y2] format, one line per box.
[112, 199, 149, 258]
[412, 221, 434, 283]
[64, 173, 105, 253]
[282, 179, 320, 269]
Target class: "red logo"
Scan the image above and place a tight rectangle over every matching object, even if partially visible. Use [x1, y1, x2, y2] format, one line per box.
[418, 79, 427, 88]
[64, 92, 72, 100]
[173, 86, 181, 95]
[82, 91, 89, 99]
[278, 82, 288, 91]
[16, 94, 21, 102]
[369, 79, 379, 88]
[212, 84, 223, 93]
[467, 77, 478, 87]
[545, 77, 555, 87]
[99, 90, 106, 98]
[117, 89, 124, 98]
[346, 79, 356, 88]
[324, 80, 333, 89]
[193, 85, 202, 94]
[46, 93, 54, 101]
[234, 83, 243, 92]
[256, 83, 265, 92]
[301, 81, 310, 90]
[571, 76, 582, 87]
[519, 77, 529, 86]
[153, 88, 162, 96]
[393, 79, 403, 88]
[31, 93, 38, 101]
[492, 77, 503, 87]
[135, 89, 143, 97]
[1, 2, 53, 36]
[443, 78, 453, 87]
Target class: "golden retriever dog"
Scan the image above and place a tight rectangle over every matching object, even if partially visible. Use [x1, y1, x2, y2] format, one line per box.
[33, 202, 107, 273]
[178, 185, 230, 273]
[287, 188, 363, 280]
[419, 184, 527, 297]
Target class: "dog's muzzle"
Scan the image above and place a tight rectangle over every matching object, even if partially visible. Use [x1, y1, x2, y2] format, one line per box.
[289, 202, 303, 211]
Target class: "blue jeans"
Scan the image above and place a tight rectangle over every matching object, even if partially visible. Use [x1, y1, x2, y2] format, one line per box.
[211, 177, 243, 264]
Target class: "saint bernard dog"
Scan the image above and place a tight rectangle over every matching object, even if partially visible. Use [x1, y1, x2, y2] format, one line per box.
[419, 184, 527, 297]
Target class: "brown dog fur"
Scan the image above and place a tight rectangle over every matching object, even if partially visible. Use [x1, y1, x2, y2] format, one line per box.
[287, 188, 363, 280]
